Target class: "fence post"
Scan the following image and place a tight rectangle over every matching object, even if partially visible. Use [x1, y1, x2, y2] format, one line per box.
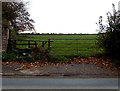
[77, 39, 78, 55]
[48, 39, 51, 48]
[14, 40, 16, 49]
[28, 41, 30, 48]
[42, 41, 44, 47]
[12, 39, 16, 49]
[34, 41, 37, 48]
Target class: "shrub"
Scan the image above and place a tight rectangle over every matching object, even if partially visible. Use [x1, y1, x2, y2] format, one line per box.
[3, 46, 68, 62]
[30, 47, 68, 62]
[30, 46, 50, 62]
[2, 52, 17, 62]
[97, 4, 120, 65]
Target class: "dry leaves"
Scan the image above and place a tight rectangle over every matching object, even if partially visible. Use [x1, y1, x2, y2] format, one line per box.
[2, 57, 120, 71]
[72, 57, 120, 70]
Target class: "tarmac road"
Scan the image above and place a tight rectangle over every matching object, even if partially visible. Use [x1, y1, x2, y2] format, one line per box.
[2, 77, 119, 89]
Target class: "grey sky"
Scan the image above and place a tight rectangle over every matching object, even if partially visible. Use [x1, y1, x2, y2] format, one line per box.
[24, 0, 119, 34]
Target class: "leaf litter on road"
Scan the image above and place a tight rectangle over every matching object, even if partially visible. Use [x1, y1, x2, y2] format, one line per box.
[2, 57, 120, 71]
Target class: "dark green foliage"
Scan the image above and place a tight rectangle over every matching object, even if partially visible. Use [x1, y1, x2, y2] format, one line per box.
[2, 49, 32, 62]
[2, 51, 17, 62]
[2, 46, 68, 62]
[2, 1, 35, 51]
[97, 4, 120, 65]
[2, 2, 35, 32]
[16, 49, 33, 62]
[100, 31, 120, 57]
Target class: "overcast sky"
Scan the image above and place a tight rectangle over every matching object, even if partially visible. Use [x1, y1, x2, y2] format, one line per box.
[24, 0, 119, 34]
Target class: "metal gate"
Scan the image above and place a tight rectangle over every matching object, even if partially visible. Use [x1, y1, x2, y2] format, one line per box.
[49, 38, 102, 56]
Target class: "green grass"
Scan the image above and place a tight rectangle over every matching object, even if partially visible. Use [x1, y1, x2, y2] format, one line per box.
[17, 34, 103, 57]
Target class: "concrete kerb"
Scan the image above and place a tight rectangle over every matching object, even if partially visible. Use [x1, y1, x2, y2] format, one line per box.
[1, 72, 118, 78]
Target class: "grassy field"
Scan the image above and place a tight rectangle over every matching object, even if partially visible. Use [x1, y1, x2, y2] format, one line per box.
[17, 34, 103, 57]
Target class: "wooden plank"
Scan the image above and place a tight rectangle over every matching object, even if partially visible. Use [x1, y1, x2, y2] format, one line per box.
[12, 39, 54, 50]
[40, 40, 53, 42]
[12, 39, 53, 42]
[16, 44, 36, 45]
[12, 39, 35, 41]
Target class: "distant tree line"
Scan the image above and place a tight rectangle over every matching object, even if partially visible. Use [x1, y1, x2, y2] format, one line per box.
[18, 32, 97, 35]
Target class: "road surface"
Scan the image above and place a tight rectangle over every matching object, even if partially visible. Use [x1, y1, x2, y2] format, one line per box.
[2, 76, 119, 89]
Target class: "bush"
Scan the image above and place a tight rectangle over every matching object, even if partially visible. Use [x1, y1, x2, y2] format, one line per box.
[30, 47, 68, 62]
[2, 52, 17, 62]
[30, 46, 50, 62]
[99, 31, 120, 58]
[3, 46, 68, 62]
[2, 49, 32, 62]
[97, 4, 120, 65]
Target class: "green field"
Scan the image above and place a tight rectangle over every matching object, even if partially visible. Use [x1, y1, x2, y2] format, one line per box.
[17, 34, 103, 57]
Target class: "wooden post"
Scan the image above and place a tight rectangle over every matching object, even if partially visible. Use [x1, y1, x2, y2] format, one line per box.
[14, 40, 16, 49]
[48, 39, 50, 48]
[34, 41, 37, 48]
[11, 39, 16, 49]
[42, 41, 44, 47]
[28, 41, 30, 48]
[7, 29, 11, 52]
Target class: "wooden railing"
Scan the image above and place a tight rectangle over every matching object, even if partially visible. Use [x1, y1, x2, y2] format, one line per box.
[10, 38, 102, 56]
[10, 39, 53, 49]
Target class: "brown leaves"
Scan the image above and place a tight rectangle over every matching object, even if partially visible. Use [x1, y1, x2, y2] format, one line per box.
[71, 57, 119, 71]
[2, 57, 120, 71]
